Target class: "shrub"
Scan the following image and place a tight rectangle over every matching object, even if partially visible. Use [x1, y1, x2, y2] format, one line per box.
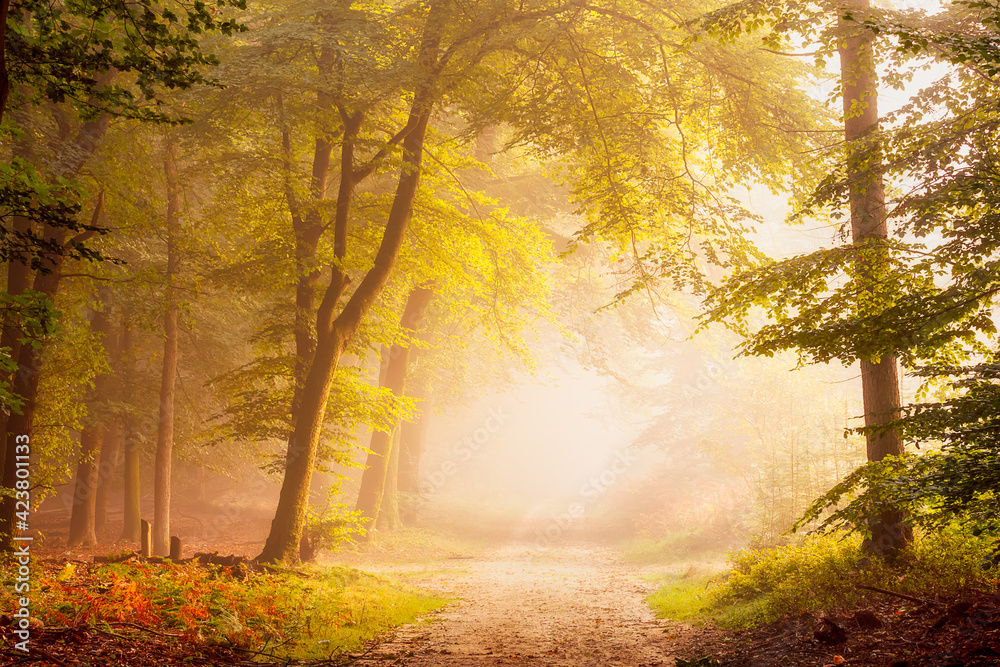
[649, 525, 1000, 628]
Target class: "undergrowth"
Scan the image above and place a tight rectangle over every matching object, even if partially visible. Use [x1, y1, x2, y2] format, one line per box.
[648, 524, 1000, 629]
[1, 559, 449, 659]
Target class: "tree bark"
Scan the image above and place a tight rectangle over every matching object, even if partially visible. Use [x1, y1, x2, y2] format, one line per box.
[121, 417, 141, 542]
[153, 139, 181, 557]
[256, 0, 447, 564]
[356, 286, 435, 534]
[94, 423, 121, 536]
[838, 0, 910, 557]
[398, 385, 429, 494]
[116, 322, 140, 542]
[378, 429, 402, 531]
[67, 424, 103, 547]
[0, 104, 110, 551]
[67, 304, 115, 547]
[95, 318, 126, 536]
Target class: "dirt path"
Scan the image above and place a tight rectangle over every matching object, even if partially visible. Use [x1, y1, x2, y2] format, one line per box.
[356, 543, 714, 667]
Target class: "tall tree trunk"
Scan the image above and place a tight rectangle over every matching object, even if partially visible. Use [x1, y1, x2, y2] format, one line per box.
[94, 423, 121, 536]
[356, 286, 434, 534]
[153, 140, 181, 557]
[378, 429, 402, 531]
[121, 418, 141, 542]
[0, 104, 110, 551]
[257, 0, 447, 564]
[398, 385, 429, 494]
[67, 424, 103, 547]
[839, 0, 909, 557]
[95, 315, 125, 536]
[116, 322, 141, 542]
[0, 113, 39, 473]
[67, 305, 115, 547]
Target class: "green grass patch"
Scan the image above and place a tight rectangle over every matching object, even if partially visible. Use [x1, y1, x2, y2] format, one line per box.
[643, 564, 759, 627]
[647, 524, 1000, 629]
[1, 559, 449, 660]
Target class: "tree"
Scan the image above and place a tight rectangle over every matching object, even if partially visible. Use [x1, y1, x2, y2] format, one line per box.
[694, 0, 930, 557]
[0, 0, 247, 552]
[355, 285, 434, 533]
[779, 0, 1000, 564]
[66, 301, 114, 547]
[837, 0, 909, 556]
[255, 0, 448, 563]
[153, 138, 181, 557]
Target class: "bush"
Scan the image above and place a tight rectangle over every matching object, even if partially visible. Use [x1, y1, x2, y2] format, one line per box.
[648, 525, 1000, 628]
[1, 559, 449, 659]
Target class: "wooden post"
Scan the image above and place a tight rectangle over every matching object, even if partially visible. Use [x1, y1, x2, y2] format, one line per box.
[169, 535, 182, 562]
[140, 519, 151, 558]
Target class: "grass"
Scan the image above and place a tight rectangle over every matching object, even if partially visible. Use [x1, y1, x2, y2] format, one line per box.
[647, 524, 1000, 629]
[1, 558, 450, 660]
[642, 564, 759, 627]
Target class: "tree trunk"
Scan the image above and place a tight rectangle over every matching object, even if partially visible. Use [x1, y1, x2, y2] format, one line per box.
[67, 303, 117, 547]
[121, 418, 141, 542]
[256, 0, 447, 564]
[67, 424, 103, 547]
[839, 0, 909, 558]
[378, 429, 402, 531]
[117, 323, 140, 542]
[398, 385, 429, 495]
[0, 108, 110, 552]
[153, 139, 181, 557]
[356, 286, 435, 533]
[95, 318, 125, 537]
[94, 423, 122, 537]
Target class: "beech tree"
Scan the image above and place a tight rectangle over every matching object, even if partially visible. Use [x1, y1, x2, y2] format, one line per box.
[0, 0, 246, 551]
[837, 0, 909, 555]
[775, 0, 1000, 564]
[695, 0, 923, 556]
[66, 300, 115, 547]
[240, 0, 821, 563]
[355, 285, 435, 532]
[153, 138, 182, 557]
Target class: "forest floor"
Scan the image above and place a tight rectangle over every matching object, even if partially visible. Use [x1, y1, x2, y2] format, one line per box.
[323, 541, 1000, 667]
[332, 542, 720, 667]
[7, 497, 1000, 666]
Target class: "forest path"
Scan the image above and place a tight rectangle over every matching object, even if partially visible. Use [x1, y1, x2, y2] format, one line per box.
[355, 543, 713, 667]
